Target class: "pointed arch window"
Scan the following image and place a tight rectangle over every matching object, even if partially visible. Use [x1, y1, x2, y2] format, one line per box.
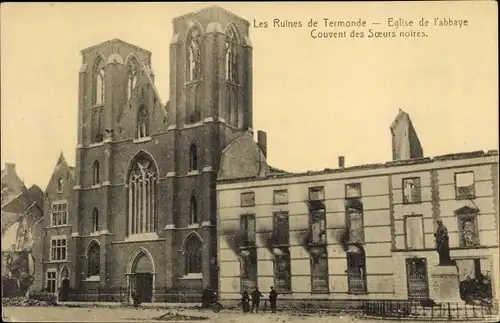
[346, 245, 367, 293]
[87, 241, 100, 277]
[127, 58, 139, 100]
[184, 234, 202, 275]
[93, 56, 105, 105]
[127, 153, 158, 235]
[137, 105, 149, 138]
[186, 26, 202, 82]
[225, 26, 238, 82]
[92, 161, 100, 185]
[189, 144, 198, 171]
[91, 107, 104, 143]
[190, 195, 198, 224]
[92, 208, 99, 233]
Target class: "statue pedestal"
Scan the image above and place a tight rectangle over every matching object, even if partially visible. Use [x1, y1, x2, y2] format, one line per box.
[429, 265, 462, 302]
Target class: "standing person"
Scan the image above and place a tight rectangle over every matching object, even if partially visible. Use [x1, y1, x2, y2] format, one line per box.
[269, 286, 278, 313]
[201, 285, 212, 308]
[251, 287, 263, 313]
[241, 290, 250, 313]
[131, 290, 139, 309]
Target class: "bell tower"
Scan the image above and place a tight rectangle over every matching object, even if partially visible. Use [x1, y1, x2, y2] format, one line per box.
[164, 6, 253, 292]
[168, 5, 253, 129]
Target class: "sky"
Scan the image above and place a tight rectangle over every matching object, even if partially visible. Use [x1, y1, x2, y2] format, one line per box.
[1, 2, 498, 189]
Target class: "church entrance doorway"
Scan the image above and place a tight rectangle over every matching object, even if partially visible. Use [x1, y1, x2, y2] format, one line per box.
[134, 273, 153, 303]
[130, 250, 155, 303]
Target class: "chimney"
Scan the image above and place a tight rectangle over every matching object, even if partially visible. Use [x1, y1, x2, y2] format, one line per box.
[257, 130, 267, 158]
[5, 163, 16, 174]
[338, 156, 345, 168]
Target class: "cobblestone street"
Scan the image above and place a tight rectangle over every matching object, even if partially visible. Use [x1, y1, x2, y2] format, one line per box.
[3, 306, 382, 323]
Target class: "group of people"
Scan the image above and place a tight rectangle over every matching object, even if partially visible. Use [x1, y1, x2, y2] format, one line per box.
[201, 285, 279, 313]
[460, 274, 493, 305]
[240, 286, 278, 314]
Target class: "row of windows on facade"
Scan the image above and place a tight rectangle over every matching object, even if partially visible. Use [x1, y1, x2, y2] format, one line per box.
[239, 171, 477, 208]
[185, 25, 239, 83]
[90, 104, 150, 144]
[88, 26, 241, 144]
[50, 155, 201, 237]
[90, 56, 149, 107]
[90, 26, 240, 107]
[85, 144, 200, 189]
[239, 245, 367, 294]
[45, 233, 204, 288]
[239, 254, 491, 296]
[238, 188, 480, 256]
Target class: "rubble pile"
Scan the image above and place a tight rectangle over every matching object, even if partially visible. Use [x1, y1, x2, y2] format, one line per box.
[154, 311, 208, 321]
[2, 296, 57, 307]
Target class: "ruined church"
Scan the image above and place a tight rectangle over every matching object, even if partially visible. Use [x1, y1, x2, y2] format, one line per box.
[38, 6, 272, 302]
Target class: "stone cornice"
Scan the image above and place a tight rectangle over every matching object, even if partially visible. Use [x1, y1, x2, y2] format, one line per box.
[80, 38, 151, 56]
[172, 5, 250, 27]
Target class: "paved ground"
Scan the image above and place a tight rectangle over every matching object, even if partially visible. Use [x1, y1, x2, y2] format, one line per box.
[2, 306, 380, 323]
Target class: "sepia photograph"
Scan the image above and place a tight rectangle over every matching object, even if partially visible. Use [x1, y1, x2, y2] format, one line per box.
[1, 2, 498, 322]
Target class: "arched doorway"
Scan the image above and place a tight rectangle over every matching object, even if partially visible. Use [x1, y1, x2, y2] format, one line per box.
[59, 266, 70, 301]
[128, 248, 155, 303]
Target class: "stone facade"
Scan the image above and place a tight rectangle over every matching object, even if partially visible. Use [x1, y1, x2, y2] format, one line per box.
[37, 153, 75, 298]
[217, 151, 499, 304]
[36, 6, 261, 302]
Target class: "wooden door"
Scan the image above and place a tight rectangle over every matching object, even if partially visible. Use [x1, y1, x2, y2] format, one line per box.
[135, 273, 153, 303]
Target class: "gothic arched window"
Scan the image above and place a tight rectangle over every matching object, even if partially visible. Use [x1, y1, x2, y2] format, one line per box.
[190, 195, 198, 224]
[87, 241, 100, 277]
[184, 234, 202, 274]
[93, 56, 106, 105]
[93, 161, 100, 185]
[189, 144, 198, 171]
[91, 108, 103, 143]
[346, 245, 367, 293]
[186, 26, 201, 82]
[92, 208, 99, 233]
[225, 26, 238, 82]
[127, 153, 158, 235]
[137, 105, 149, 138]
[127, 58, 139, 100]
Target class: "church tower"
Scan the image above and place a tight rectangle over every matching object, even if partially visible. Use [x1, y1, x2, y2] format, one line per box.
[164, 5, 253, 292]
[72, 38, 168, 296]
[68, 6, 254, 300]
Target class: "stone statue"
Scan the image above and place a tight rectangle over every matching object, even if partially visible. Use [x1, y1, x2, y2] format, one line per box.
[434, 220, 453, 266]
